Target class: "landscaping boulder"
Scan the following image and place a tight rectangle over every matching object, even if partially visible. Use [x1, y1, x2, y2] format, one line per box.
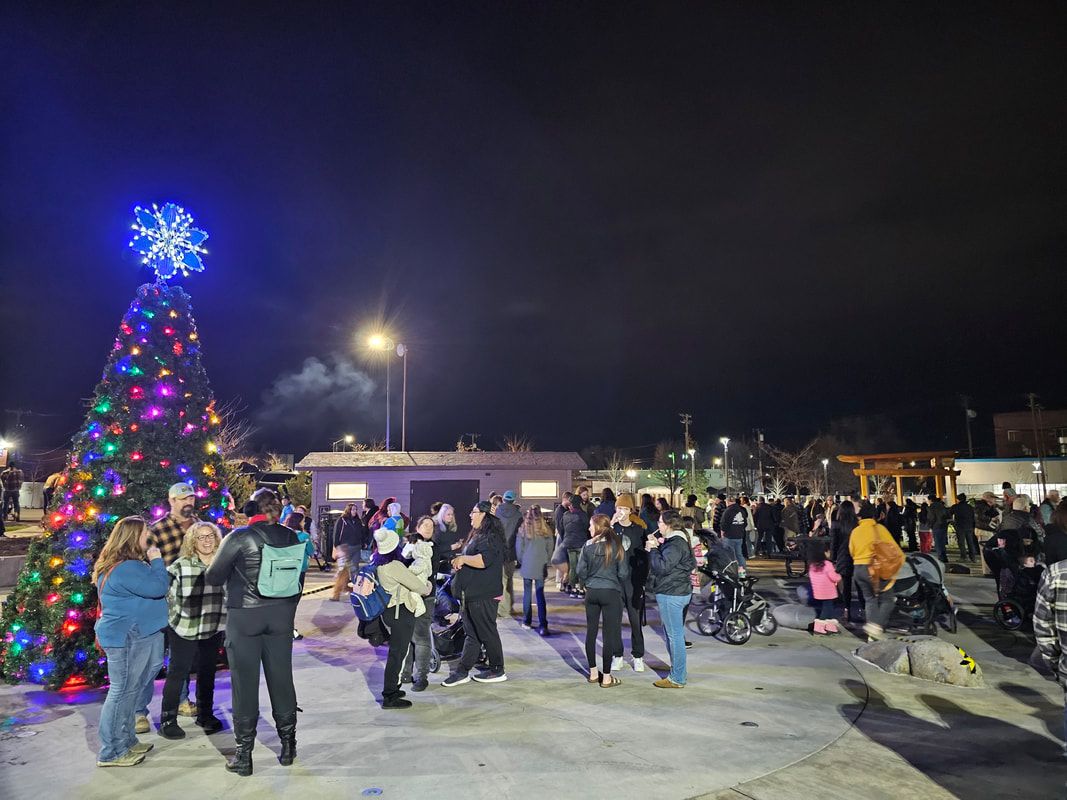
[772, 603, 816, 630]
[855, 635, 984, 687]
[855, 639, 910, 675]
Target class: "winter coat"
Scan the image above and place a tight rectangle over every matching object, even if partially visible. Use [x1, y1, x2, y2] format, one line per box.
[560, 507, 590, 549]
[1043, 524, 1067, 566]
[594, 500, 617, 519]
[927, 499, 951, 530]
[647, 533, 696, 596]
[720, 503, 749, 540]
[515, 531, 554, 580]
[576, 539, 630, 593]
[830, 519, 856, 574]
[781, 504, 801, 534]
[495, 501, 523, 563]
[754, 502, 776, 530]
[951, 501, 976, 532]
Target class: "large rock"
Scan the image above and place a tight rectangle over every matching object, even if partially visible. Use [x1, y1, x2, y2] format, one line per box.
[772, 603, 816, 630]
[855, 635, 984, 687]
[854, 639, 910, 675]
[906, 637, 984, 687]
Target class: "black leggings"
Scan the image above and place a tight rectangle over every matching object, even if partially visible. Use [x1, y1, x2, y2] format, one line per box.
[584, 588, 623, 673]
[225, 603, 298, 722]
[622, 583, 645, 658]
[162, 628, 222, 716]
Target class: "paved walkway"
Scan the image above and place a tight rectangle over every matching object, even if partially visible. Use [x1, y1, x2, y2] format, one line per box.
[0, 563, 1063, 800]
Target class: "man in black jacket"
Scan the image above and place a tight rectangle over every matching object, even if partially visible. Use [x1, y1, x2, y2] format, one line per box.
[495, 491, 523, 618]
[720, 497, 749, 566]
[951, 494, 977, 562]
[205, 488, 305, 776]
[754, 497, 777, 556]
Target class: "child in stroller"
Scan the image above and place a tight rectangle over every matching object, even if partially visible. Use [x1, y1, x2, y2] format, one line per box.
[993, 547, 1045, 631]
[694, 532, 777, 644]
[428, 575, 486, 672]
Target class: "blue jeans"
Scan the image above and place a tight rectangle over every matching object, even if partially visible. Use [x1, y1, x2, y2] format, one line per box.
[656, 593, 688, 685]
[726, 537, 746, 567]
[933, 527, 949, 562]
[522, 578, 547, 627]
[99, 628, 164, 762]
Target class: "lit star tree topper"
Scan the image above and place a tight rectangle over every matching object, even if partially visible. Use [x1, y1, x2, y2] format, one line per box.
[128, 202, 209, 282]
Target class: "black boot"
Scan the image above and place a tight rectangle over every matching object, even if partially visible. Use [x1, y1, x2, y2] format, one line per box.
[226, 717, 256, 776]
[195, 673, 223, 733]
[160, 711, 186, 740]
[274, 711, 297, 766]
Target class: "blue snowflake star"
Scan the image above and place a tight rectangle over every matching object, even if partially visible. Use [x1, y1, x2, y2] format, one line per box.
[128, 202, 209, 281]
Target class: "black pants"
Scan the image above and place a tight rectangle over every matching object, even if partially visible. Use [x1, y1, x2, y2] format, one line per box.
[163, 628, 222, 716]
[225, 603, 298, 721]
[383, 604, 416, 699]
[838, 567, 865, 613]
[585, 588, 623, 672]
[758, 527, 777, 554]
[957, 527, 977, 561]
[773, 526, 785, 552]
[904, 520, 917, 551]
[458, 597, 504, 672]
[622, 583, 645, 658]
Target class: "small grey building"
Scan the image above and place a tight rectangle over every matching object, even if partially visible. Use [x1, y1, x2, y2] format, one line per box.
[295, 451, 586, 538]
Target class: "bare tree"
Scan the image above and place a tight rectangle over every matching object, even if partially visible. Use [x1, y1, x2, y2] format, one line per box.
[212, 397, 256, 458]
[604, 450, 630, 494]
[501, 434, 534, 453]
[264, 452, 292, 472]
[649, 440, 687, 502]
[768, 475, 789, 498]
[763, 440, 817, 495]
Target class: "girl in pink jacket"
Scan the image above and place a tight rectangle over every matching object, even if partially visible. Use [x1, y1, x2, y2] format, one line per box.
[808, 543, 841, 634]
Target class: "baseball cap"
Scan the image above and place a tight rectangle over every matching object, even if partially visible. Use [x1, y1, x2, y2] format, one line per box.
[503, 490, 516, 501]
[168, 482, 195, 500]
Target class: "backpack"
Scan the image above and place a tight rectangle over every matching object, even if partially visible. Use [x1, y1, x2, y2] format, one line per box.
[350, 563, 392, 621]
[251, 525, 306, 598]
[868, 524, 905, 585]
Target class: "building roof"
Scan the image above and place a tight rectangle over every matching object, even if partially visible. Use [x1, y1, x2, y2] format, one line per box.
[295, 451, 587, 470]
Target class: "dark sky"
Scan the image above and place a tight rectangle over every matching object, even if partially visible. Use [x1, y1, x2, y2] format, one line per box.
[2, 2, 1065, 464]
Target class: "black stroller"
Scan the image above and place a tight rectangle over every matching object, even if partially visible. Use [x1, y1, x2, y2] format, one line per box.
[694, 533, 777, 644]
[993, 564, 1045, 631]
[893, 552, 957, 634]
[428, 576, 465, 673]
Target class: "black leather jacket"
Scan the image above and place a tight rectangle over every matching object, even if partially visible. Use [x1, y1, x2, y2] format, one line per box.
[647, 534, 696, 596]
[205, 521, 303, 609]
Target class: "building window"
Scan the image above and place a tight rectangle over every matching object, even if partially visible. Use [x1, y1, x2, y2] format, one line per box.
[327, 482, 369, 500]
[1007, 430, 1019, 442]
[521, 480, 558, 499]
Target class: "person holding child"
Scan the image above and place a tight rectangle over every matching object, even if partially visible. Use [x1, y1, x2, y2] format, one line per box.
[400, 515, 438, 692]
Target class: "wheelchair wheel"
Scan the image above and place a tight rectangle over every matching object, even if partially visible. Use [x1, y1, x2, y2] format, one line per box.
[752, 608, 778, 636]
[993, 600, 1024, 631]
[723, 611, 752, 645]
[697, 606, 722, 637]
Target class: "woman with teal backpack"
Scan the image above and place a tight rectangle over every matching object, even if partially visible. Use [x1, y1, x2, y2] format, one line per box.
[205, 488, 308, 777]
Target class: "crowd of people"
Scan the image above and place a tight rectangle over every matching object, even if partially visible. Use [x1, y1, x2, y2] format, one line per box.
[87, 475, 1067, 770]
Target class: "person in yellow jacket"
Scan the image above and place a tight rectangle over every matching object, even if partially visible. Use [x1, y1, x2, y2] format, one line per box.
[849, 502, 905, 641]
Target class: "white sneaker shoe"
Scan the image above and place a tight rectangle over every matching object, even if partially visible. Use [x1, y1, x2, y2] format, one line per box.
[632, 657, 645, 672]
[610, 656, 625, 672]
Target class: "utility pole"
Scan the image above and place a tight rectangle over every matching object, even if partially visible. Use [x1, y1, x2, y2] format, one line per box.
[959, 395, 975, 458]
[679, 413, 693, 496]
[1028, 393, 1046, 499]
[753, 427, 765, 494]
[679, 413, 692, 451]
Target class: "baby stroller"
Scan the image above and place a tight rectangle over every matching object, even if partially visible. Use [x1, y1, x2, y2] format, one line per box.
[993, 564, 1045, 631]
[694, 534, 777, 644]
[893, 552, 957, 634]
[427, 575, 486, 672]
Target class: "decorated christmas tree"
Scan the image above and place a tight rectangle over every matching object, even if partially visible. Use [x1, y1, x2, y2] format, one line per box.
[0, 202, 229, 689]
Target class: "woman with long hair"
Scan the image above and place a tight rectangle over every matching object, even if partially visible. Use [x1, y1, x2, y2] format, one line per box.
[93, 516, 168, 767]
[432, 503, 461, 573]
[575, 514, 630, 687]
[655, 496, 673, 514]
[442, 501, 508, 686]
[516, 505, 555, 635]
[639, 493, 660, 534]
[829, 500, 864, 623]
[594, 488, 617, 519]
[160, 522, 226, 739]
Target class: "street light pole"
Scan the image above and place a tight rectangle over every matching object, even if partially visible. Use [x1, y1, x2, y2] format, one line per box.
[397, 343, 408, 451]
[821, 458, 829, 497]
[719, 437, 730, 490]
[385, 354, 391, 451]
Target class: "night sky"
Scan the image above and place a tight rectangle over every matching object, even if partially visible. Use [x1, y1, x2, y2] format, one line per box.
[2, 3, 1065, 464]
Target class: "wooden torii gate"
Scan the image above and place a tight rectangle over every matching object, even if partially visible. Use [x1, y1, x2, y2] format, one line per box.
[836, 451, 960, 504]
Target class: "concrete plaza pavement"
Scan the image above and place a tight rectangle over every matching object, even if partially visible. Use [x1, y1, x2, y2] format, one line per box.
[1, 561, 1064, 800]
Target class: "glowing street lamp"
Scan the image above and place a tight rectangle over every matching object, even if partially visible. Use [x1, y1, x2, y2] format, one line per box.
[332, 434, 355, 452]
[821, 458, 830, 496]
[367, 334, 409, 451]
[719, 437, 730, 488]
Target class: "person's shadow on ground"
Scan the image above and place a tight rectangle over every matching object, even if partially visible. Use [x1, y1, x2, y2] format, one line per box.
[840, 678, 1066, 800]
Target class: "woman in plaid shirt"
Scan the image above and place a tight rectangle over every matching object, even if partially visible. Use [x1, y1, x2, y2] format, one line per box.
[160, 521, 227, 739]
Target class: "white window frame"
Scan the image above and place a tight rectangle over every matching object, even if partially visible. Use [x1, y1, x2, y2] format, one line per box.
[520, 480, 559, 499]
[327, 482, 369, 501]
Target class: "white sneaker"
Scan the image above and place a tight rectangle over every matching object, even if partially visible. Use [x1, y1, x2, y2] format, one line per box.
[610, 656, 625, 672]
[632, 657, 645, 672]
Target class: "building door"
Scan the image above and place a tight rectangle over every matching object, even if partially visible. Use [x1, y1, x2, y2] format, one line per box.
[409, 480, 480, 538]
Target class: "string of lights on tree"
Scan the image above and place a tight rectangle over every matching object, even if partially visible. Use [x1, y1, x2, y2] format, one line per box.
[0, 203, 229, 689]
